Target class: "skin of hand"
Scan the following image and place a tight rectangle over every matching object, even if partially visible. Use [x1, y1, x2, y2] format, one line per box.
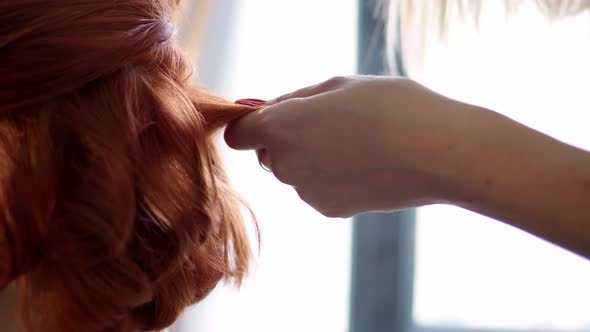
[225, 75, 590, 259]
[225, 75, 475, 217]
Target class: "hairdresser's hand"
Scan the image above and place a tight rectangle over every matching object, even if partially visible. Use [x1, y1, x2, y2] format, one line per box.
[224, 75, 474, 217]
[226, 75, 590, 259]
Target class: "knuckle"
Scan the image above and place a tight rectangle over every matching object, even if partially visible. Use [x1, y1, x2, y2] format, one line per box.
[326, 76, 348, 86]
[275, 92, 294, 103]
[320, 209, 343, 219]
[340, 211, 355, 219]
[295, 188, 311, 203]
[313, 76, 347, 92]
[296, 190, 329, 216]
[275, 87, 313, 103]
[295, 188, 348, 218]
[294, 183, 345, 218]
[267, 98, 305, 117]
[280, 97, 306, 109]
[271, 165, 293, 185]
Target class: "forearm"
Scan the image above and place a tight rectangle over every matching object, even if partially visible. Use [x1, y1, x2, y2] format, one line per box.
[448, 107, 590, 258]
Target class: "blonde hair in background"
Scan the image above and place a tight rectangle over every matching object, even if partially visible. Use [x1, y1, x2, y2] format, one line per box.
[386, 0, 590, 78]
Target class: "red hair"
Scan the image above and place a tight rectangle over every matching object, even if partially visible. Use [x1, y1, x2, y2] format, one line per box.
[0, 1, 260, 331]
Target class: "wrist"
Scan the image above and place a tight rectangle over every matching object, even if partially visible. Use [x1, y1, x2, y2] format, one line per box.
[424, 104, 500, 206]
[440, 106, 571, 210]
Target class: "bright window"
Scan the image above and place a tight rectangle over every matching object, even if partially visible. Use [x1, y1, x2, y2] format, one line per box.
[413, 4, 590, 330]
[177, 1, 357, 331]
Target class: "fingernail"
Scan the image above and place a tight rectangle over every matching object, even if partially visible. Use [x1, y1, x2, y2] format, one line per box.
[235, 98, 267, 107]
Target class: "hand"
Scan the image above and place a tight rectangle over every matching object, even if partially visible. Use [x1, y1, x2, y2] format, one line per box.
[225, 75, 590, 259]
[224, 75, 475, 217]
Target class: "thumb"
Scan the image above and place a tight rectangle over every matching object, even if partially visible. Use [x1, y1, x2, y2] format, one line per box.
[224, 109, 269, 150]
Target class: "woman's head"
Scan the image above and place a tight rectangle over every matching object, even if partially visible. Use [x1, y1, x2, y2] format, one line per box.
[0, 0, 258, 331]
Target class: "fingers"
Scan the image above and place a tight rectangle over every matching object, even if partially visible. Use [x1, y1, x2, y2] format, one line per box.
[267, 76, 348, 105]
[225, 76, 350, 150]
[224, 109, 269, 150]
[225, 97, 304, 151]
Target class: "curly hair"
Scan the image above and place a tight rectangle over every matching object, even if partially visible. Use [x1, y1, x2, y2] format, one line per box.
[0, 1, 259, 331]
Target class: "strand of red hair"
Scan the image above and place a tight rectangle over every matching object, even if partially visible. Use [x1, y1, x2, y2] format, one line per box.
[0, 0, 261, 331]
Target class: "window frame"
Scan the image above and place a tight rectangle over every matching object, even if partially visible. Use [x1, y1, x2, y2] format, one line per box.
[349, 2, 416, 332]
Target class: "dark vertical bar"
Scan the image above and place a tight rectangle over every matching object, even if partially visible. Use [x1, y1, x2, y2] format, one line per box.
[349, 211, 416, 332]
[349, 1, 416, 332]
[357, 0, 388, 76]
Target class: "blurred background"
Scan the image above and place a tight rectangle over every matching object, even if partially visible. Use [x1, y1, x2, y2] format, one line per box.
[172, 1, 590, 332]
